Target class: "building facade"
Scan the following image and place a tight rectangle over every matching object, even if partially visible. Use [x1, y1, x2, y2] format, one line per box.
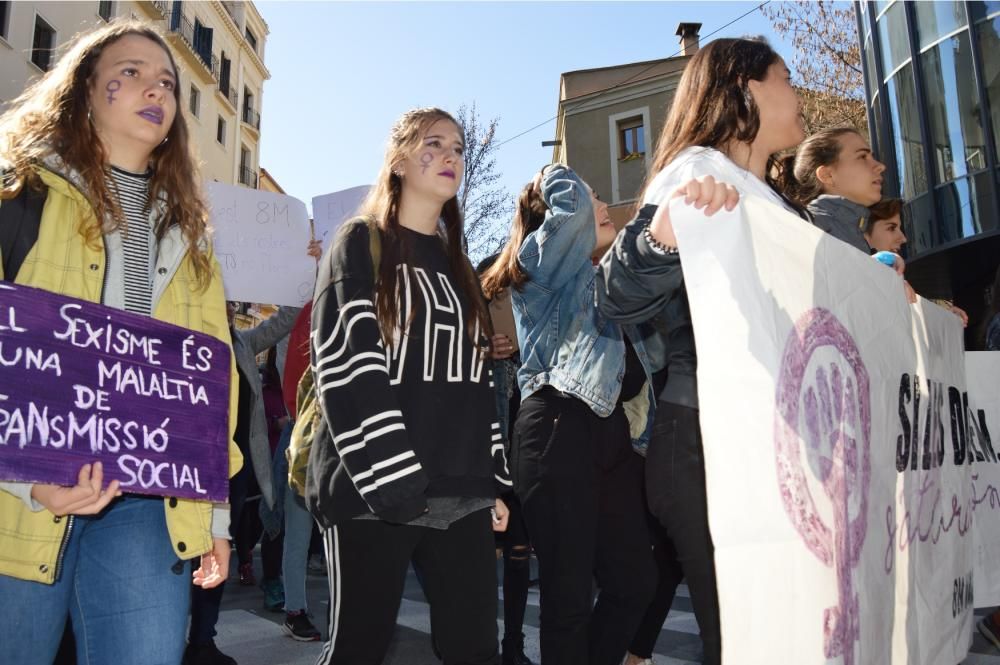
[550, 23, 699, 228]
[0, 0, 269, 188]
[856, 0, 999, 340]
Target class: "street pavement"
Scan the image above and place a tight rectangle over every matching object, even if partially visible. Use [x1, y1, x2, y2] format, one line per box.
[215, 551, 1000, 665]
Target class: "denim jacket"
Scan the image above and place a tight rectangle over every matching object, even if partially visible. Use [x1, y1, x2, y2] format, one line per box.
[512, 164, 656, 453]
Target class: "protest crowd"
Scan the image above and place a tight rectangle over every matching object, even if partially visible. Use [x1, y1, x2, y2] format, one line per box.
[0, 17, 999, 665]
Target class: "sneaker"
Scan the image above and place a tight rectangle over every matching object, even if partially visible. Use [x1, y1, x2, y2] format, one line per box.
[237, 562, 255, 587]
[283, 610, 321, 641]
[308, 553, 327, 575]
[183, 640, 237, 665]
[260, 576, 285, 612]
[619, 657, 654, 665]
[979, 612, 1000, 650]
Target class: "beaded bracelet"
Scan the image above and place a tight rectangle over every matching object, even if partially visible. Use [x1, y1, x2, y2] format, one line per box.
[643, 225, 679, 255]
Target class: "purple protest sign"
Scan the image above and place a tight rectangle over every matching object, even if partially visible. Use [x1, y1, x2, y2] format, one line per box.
[0, 282, 231, 501]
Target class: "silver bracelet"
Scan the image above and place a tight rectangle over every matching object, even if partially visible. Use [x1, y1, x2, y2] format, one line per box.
[643, 225, 678, 255]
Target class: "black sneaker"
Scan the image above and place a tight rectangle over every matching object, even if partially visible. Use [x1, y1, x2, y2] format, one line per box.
[501, 634, 533, 665]
[183, 640, 238, 665]
[282, 611, 321, 641]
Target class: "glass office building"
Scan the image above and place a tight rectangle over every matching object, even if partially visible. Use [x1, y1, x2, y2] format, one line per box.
[856, 0, 1000, 343]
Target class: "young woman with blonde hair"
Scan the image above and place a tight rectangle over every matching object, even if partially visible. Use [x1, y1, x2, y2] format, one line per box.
[308, 107, 511, 665]
[0, 19, 239, 665]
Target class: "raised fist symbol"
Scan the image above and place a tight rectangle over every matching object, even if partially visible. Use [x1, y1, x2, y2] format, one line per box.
[775, 308, 871, 665]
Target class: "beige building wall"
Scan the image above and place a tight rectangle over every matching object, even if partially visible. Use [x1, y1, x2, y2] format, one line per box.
[553, 55, 690, 228]
[0, 0, 269, 188]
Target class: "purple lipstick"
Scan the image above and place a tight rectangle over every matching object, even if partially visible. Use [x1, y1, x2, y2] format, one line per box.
[137, 106, 164, 125]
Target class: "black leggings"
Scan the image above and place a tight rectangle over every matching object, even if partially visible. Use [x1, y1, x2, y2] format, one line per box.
[643, 401, 720, 665]
[319, 511, 499, 665]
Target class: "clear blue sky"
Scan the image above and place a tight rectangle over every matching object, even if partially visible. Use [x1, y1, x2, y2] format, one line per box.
[256, 1, 801, 217]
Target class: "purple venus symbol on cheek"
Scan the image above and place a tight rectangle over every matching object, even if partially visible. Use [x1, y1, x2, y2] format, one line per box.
[106, 80, 122, 105]
[419, 152, 434, 174]
[774, 308, 871, 665]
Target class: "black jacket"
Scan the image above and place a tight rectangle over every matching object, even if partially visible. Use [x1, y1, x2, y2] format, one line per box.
[595, 204, 698, 408]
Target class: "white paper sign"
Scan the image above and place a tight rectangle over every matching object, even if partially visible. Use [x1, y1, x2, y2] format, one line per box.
[312, 185, 370, 252]
[969, 352, 1000, 607]
[207, 181, 314, 307]
[672, 196, 973, 665]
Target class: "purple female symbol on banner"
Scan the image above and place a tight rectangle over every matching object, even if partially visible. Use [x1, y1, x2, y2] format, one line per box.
[775, 308, 871, 665]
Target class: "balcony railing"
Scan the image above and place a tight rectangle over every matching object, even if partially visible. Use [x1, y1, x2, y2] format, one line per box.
[217, 83, 238, 109]
[166, 13, 213, 72]
[151, 0, 168, 17]
[239, 166, 259, 188]
[241, 106, 261, 130]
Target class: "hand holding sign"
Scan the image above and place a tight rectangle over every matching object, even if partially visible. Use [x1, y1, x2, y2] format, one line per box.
[649, 176, 741, 249]
[30, 461, 121, 516]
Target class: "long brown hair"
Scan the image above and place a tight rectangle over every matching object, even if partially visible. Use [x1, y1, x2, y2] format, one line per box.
[480, 180, 547, 300]
[0, 19, 213, 287]
[360, 107, 490, 345]
[645, 37, 792, 204]
[776, 127, 861, 206]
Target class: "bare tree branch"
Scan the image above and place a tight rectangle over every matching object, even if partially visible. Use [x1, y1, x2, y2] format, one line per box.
[456, 103, 515, 262]
[764, 0, 869, 133]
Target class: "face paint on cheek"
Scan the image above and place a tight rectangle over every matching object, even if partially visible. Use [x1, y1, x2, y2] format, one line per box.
[419, 152, 434, 174]
[106, 80, 122, 105]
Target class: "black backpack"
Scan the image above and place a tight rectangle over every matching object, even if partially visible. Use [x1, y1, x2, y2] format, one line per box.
[0, 182, 47, 281]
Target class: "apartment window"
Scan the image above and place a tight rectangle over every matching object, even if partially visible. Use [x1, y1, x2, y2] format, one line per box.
[98, 1, 113, 21]
[618, 117, 645, 159]
[189, 85, 200, 118]
[31, 15, 56, 72]
[219, 52, 231, 94]
[0, 2, 12, 39]
[192, 17, 213, 69]
[245, 27, 257, 52]
[216, 116, 226, 145]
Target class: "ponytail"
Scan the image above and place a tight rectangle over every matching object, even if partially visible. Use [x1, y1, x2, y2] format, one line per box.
[480, 181, 548, 300]
[777, 127, 860, 207]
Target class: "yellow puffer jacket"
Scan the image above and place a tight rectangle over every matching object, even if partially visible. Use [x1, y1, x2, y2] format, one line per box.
[0, 165, 242, 584]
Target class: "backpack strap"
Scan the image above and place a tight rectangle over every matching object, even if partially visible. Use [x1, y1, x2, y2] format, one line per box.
[0, 180, 47, 282]
[363, 215, 381, 283]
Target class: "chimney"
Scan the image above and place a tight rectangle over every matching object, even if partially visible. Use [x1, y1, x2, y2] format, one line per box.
[676, 22, 702, 56]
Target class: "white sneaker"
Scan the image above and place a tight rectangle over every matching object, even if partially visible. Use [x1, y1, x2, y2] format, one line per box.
[621, 657, 655, 665]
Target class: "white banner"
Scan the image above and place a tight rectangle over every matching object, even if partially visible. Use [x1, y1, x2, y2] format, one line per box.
[206, 181, 314, 307]
[969, 352, 1000, 608]
[312, 185, 370, 253]
[672, 197, 974, 664]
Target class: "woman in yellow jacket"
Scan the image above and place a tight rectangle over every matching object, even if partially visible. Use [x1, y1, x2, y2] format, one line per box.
[0, 20, 240, 665]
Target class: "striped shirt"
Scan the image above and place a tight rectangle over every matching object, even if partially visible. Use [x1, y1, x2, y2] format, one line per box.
[109, 166, 154, 317]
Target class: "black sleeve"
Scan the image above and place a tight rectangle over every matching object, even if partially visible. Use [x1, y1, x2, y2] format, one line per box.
[595, 204, 685, 325]
[310, 222, 428, 523]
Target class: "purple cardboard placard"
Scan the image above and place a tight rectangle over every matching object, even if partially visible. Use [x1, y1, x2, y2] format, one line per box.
[0, 282, 231, 501]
